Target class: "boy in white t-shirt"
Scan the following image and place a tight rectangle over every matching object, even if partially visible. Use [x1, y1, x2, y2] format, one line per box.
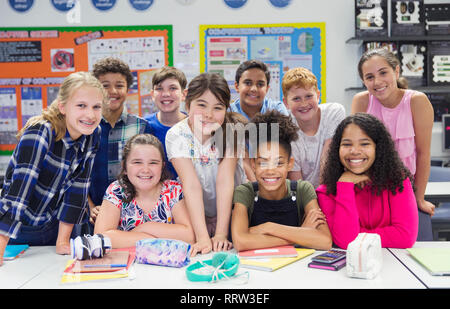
[282, 67, 345, 188]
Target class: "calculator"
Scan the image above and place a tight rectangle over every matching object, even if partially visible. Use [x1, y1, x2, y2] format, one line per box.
[311, 249, 346, 264]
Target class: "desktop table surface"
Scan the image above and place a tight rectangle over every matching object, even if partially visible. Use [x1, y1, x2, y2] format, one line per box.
[425, 181, 450, 204]
[388, 241, 450, 289]
[1, 243, 439, 290]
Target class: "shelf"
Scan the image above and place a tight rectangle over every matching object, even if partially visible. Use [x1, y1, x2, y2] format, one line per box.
[345, 86, 450, 94]
[346, 35, 450, 44]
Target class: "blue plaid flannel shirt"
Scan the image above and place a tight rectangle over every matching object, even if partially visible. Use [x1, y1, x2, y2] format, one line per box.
[0, 121, 100, 238]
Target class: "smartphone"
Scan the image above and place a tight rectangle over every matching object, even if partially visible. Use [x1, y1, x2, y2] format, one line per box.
[311, 249, 346, 264]
[308, 258, 346, 271]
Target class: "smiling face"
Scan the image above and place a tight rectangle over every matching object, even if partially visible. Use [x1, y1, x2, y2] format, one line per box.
[151, 78, 186, 114]
[252, 141, 294, 200]
[284, 85, 320, 123]
[125, 144, 164, 194]
[187, 89, 226, 142]
[361, 55, 400, 102]
[58, 85, 103, 140]
[339, 123, 376, 175]
[235, 68, 269, 111]
[98, 72, 128, 114]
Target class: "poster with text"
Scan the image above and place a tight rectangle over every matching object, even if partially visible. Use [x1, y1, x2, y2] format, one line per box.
[199, 23, 325, 104]
[0, 25, 173, 152]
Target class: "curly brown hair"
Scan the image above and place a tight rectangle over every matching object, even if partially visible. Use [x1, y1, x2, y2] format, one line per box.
[92, 57, 134, 90]
[321, 113, 413, 196]
[249, 110, 299, 158]
[118, 134, 171, 203]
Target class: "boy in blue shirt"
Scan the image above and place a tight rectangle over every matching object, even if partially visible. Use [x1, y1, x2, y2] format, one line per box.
[230, 59, 288, 121]
[230, 59, 289, 181]
[144, 66, 188, 179]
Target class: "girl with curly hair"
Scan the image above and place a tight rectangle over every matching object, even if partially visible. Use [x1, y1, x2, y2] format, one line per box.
[231, 111, 332, 252]
[317, 113, 418, 249]
[94, 134, 194, 248]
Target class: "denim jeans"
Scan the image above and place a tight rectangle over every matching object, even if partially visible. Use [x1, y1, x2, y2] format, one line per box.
[8, 218, 59, 246]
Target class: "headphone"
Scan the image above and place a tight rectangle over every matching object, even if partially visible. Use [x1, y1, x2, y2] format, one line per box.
[70, 234, 111, 260]
[186, 252, 240, 282]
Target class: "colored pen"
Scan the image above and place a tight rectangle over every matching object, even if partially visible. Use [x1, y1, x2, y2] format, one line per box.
[83, 264, 127, 268]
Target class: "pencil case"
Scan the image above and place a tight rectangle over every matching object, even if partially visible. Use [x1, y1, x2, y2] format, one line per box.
[135, 238, 192, 268]
[346, 233, 382, 279]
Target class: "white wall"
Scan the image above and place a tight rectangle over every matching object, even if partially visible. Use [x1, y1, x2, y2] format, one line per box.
[0, 0, 448, 161]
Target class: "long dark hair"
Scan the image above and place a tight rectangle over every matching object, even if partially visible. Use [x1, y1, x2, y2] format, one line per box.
[357, 48, 409, 89]
[185, 72, 231, 110]
[321, 113, 413, 196]
[118, 134, 170, 203]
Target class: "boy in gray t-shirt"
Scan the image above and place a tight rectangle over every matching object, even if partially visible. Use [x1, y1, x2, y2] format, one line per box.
[282, 68, 345, 188]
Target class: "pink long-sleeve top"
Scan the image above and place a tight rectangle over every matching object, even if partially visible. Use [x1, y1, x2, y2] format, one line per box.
[316, 178, 418, 249]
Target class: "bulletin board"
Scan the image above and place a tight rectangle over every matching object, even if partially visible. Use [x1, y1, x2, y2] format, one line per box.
[199, 22, 326, 104]
[0, 25, 173, 154]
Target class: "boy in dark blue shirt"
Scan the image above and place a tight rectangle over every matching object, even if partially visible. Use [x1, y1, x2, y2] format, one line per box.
[144, 66, 188, 179]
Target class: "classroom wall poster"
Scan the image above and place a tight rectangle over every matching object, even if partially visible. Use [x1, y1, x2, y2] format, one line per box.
[0, 25, 173, 154]
[199, 23, 326, 104]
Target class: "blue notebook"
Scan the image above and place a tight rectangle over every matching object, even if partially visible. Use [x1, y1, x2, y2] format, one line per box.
[3, 245, 29, 260]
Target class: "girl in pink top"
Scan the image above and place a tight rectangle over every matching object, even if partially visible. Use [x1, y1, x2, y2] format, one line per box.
[351, 48, 435, 217]
[317, 113, 418, 249]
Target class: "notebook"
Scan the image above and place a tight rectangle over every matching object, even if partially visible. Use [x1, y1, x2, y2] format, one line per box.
[239, 248, 315, 272]
[3, 245, 29, 260]
[407, 247, 450, 276]
[238, 245, 298, 259]
[70, 250, 130, 273]
[61, 248, 136, 284]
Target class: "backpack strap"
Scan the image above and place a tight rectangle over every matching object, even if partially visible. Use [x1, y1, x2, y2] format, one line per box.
[251, 181, 259, 202]
[290, 180, 297, 201]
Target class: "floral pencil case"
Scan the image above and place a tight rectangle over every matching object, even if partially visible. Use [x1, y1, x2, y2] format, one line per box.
[135, 238, 192, 268]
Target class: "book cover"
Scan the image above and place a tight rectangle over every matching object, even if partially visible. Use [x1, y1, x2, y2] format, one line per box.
[61, 248, 136, 283]
[407, 247, 450, 276]
[70, 250, 130, 273]
[238, 245, 298, 259]
[3, 245, 29, 260]
[239, 248, 315, 272]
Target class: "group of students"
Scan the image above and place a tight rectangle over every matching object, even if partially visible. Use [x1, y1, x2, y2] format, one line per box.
[0, 47, 435, 265]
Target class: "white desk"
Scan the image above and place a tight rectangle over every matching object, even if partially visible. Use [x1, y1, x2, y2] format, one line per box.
[425, 181, 450, 205]
[388, 241, 450, 289]
[1, 246, 425, 289]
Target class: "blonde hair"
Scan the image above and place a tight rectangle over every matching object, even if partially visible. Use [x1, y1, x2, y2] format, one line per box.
[282, 67, 318, 97]
[17, 71, 107, 141]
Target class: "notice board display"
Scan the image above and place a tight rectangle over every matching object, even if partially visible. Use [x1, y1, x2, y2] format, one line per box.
[0, 25, 173, 154]
[199, 23, 326, 104]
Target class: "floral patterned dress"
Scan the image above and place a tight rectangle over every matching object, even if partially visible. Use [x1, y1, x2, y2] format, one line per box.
[103, 179, 183, 231]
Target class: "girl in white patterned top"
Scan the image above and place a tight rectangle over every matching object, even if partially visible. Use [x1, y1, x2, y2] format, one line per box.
[166, 73, 246, 256]
[94, 134, 194, 249]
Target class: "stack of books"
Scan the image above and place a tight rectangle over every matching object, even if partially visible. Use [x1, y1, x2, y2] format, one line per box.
[61, 247, 136, 284]
[238, 245, 315, 272]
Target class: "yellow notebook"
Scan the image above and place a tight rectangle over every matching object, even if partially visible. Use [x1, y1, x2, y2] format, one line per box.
[407, 247, 450, 276]
[61, 260, 130, 284]
[239, 248, 315, 272]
